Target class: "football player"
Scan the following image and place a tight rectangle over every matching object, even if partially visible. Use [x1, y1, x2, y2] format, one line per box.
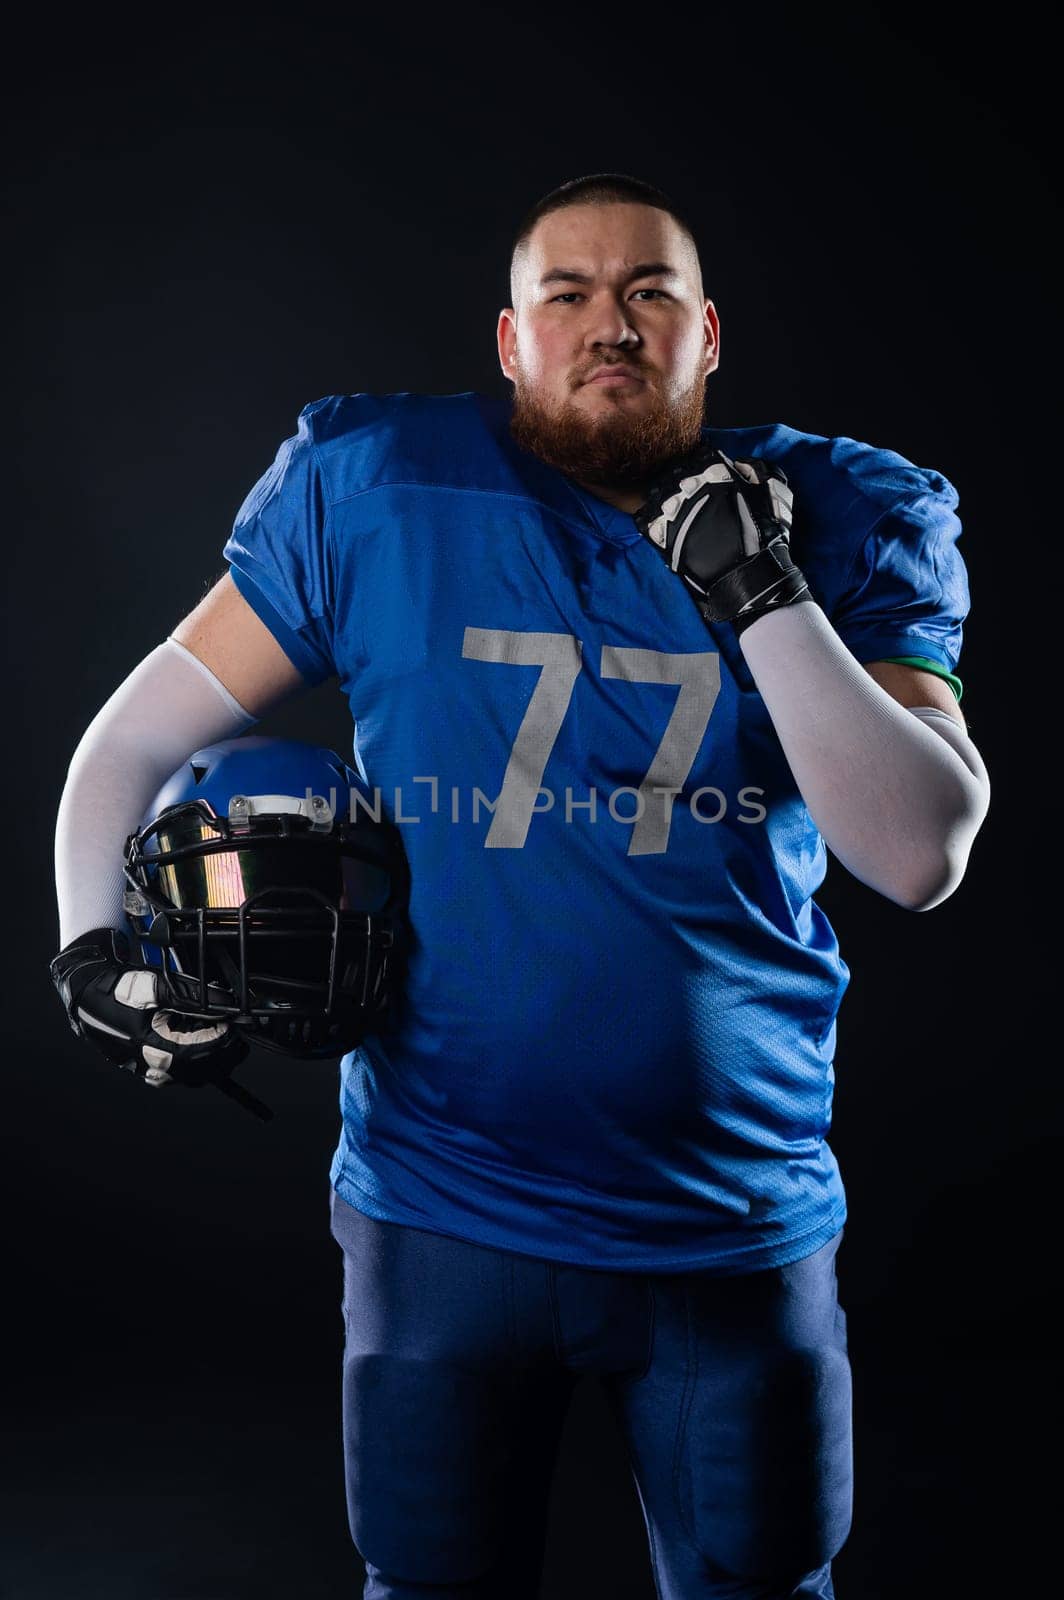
[51, 173, 990, 1598]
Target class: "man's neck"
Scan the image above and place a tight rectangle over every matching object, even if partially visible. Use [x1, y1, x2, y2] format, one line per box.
[573, 480, 648, 516]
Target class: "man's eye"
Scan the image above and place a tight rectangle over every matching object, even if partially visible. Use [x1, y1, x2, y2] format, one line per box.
[549, 289, 668, 304]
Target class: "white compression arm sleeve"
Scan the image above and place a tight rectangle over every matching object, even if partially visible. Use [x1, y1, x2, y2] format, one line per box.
[738, 602, 991, 911]
[54, 638, 258, 948]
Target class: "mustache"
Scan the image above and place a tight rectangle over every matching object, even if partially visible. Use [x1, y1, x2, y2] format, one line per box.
[579, 357, 649, 381]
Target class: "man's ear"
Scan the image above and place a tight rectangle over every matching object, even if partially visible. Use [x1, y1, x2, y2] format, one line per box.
[497, 307, 517, 380]
[703, 300, 721, 377]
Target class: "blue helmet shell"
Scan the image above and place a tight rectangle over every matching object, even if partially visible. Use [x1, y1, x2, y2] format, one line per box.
[139, 736, 364, 829]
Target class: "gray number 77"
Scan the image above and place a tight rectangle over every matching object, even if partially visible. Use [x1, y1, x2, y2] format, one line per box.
[461, 628, 721, 855]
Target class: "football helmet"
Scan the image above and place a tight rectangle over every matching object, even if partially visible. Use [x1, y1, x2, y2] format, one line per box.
[122, 736, 409, 1060]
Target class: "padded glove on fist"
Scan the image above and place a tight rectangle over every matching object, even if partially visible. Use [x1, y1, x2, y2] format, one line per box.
[49, 925, 249, 1089]
[634, 445, 812, 636]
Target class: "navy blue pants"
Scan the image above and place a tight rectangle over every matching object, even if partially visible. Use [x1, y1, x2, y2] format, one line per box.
[329, 1189, 852, 1598]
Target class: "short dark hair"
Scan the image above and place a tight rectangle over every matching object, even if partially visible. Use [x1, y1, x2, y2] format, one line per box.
[509, 172, 702, 304]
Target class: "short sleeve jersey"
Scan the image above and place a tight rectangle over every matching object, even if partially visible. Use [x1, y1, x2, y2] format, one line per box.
[223, 391, 969, 1274]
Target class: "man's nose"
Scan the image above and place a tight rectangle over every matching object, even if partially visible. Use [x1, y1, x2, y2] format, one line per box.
[583, 300, 640, 349]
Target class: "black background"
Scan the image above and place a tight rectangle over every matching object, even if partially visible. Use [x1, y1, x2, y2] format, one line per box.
[3, 3, 1058, 1595]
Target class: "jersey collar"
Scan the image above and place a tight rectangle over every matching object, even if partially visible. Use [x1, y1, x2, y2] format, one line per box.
[476, 393, 644, 548]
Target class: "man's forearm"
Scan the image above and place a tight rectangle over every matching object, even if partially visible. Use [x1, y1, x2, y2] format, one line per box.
[738, 601, 990, 910]
[54, 639, 257, 947]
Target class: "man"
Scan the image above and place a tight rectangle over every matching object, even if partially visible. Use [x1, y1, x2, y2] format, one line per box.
[51, 173, 990, 1597]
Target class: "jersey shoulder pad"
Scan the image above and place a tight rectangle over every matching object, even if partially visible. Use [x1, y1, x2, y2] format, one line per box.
[298, 391, 501, 499]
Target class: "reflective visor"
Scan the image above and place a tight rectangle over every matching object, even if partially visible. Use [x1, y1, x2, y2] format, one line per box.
[152, 820, 391, 914]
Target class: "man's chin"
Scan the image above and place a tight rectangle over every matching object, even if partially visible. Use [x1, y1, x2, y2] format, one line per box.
[508, 382, 706, 489]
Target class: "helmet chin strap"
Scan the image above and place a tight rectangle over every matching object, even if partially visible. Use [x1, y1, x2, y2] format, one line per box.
[211, 1074, 274, 1122]
[170, 941, 276, 1121]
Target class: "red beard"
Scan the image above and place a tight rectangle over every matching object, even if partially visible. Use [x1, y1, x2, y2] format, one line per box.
[508, 368, 708, 491]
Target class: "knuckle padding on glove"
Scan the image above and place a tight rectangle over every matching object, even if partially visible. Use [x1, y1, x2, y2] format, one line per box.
[113, 968, 160, 1009]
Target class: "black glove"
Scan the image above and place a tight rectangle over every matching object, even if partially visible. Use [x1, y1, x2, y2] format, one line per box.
[49, 925, 250, 1091]
[634, 444, 812, 636]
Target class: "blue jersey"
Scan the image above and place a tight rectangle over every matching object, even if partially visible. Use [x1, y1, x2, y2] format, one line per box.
[223, 392, 968, 1273]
